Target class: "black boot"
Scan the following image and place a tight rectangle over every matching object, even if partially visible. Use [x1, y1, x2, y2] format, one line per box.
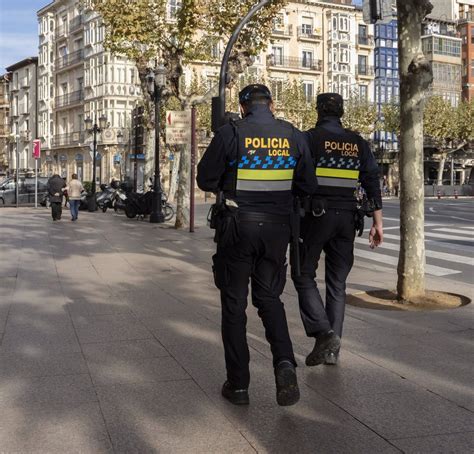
[306, 331, 341, 367]
[221, 381, 249, 405]
[275, 360, 300, 406]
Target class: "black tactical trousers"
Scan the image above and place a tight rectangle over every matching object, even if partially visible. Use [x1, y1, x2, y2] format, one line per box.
[51, 202, 62, 220]
[213, 220, 295, 389]
[292, 209, 356, 338]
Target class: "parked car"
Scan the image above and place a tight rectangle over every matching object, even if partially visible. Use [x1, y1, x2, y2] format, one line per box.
[0, 176, 49, 205]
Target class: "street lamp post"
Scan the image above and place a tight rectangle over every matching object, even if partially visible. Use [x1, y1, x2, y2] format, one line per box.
[85, 114, 107, 212]
[147, 65, 167, 224]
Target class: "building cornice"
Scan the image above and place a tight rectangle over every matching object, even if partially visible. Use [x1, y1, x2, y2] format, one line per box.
[5, 57, 39, 72]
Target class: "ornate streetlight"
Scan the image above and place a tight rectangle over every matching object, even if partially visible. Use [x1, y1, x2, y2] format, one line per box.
[146, 64, 167, 223]
[85, 114, 107, 211]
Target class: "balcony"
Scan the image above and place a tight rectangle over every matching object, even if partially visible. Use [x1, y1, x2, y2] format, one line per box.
[356, 65, 375, 77]
[268, 55, 322, 72]
[356, 34, 375, 47]
[56, 49, 84, 71]
[69, 15, 83, 33]
[52, 131, 85, 148]
[297, 26, 322, 41]
[55, 89, 84, 109]
[55, 24, 67, 39]
[271, 26, 293, 38]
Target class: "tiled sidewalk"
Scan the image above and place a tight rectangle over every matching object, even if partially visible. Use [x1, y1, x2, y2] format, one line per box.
[0, 206, 472, 453]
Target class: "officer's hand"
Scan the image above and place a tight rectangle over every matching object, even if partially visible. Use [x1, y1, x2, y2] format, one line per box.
[369, 224, 383, 249]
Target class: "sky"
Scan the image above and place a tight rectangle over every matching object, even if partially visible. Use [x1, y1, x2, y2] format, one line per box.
[0, 0, 363, 74]
[0, 0, 48, 73]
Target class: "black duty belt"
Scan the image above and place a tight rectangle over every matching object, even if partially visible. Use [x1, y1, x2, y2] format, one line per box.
[303, 197, 357, 213]
[238, 211, 289, 224]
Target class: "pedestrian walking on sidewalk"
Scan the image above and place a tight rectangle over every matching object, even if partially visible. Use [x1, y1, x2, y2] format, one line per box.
[47, 174, 66, 221]
[197, 84, 317, 407]
[292, 93, 384, 367]
[65, 174, 84, 221]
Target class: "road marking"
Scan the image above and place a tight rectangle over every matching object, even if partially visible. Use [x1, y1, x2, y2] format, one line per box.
[425, 231, 474, 242]
[354, 249, 461, 276]
[434, 228, 474, 236]
[355, 238, 473, 266]
[383, 233, 474, 253]
[429, 207, 437, 213]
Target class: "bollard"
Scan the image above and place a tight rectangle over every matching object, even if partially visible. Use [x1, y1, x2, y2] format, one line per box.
[437, 189, 441, 199]
[454, 189, 458, 199]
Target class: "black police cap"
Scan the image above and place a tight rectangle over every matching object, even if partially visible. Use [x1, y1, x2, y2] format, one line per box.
[317, 92, 344, 117]
[238, 84, 272, 104]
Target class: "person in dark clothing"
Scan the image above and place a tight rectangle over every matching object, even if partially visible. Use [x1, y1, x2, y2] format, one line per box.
[292, 93, 384, 366]
[197, 84, 317, 407]
[47, 174, 66, 221]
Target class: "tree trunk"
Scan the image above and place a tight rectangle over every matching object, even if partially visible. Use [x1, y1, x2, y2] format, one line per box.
[436, 153, 447, 186]
[175, 143, 190, 229]
[396, 0, 433, 302]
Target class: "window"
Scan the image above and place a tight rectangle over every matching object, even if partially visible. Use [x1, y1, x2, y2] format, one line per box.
[303, 81, 314, 101]
[273, 13, 284, 29]
[358, 24, 367, 38]
[359, 85, 368, 100]
[302, 51, 313, 68]
[271, 46, 284, 65]
[358, 55, 367, 74]
[270, 79, 284, 101]
[339, 45, 350, 64]
[339, 16, 349, 32]
[301, 23, 312, 35]
[301, 16, 313, 34]
[168, 0, 182, 19]
[77, 77, 84, 91]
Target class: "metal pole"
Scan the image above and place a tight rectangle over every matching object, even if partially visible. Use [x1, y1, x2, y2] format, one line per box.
[15, 136, 19, 208]
[134, 111, 138, 192]
[213, 0, 271, 131]
[450, 157, 454, 186]
[88, 122, 97, 211]
[35, 158, 38, 208]
[190, 106, 196, 233]
[150, 81, 164, 223]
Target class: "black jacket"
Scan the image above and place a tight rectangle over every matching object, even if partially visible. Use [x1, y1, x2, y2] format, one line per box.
[305, 116, 382, 208]
[47, 175, 66, 203]
[197, 105, 318, 215]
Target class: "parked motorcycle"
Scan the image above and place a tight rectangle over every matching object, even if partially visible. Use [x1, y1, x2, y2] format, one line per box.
[96, 184, 117, 212]
[124, 186, 174, 221]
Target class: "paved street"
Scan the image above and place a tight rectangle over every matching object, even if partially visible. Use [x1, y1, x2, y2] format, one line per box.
[0, 201, 473, 453]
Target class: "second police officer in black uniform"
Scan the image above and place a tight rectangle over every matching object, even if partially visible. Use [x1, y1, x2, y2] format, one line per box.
[292, 93, 384, 367]
[197, 84, 317, 407]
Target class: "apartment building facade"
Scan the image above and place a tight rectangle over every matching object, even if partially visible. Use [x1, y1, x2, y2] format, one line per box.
[5, 57, 38, 174]
[37, 0, 142, 183]
[0, 75, 9, 173]
[185, 0, 375, 106]
[459, 11, 474, 100]
[422, 18, 463, 107]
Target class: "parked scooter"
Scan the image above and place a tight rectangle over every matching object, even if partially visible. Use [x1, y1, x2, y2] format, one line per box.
[96, 184, 117, 212]
[124, 181, 174, 221]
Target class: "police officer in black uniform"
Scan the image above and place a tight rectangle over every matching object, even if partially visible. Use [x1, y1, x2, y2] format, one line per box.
[293, 93, 384, 367]
[197, 84, 317, 406]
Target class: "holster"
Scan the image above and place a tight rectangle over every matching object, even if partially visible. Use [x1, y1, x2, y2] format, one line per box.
[354, 209, 365, 237]
[213, 205, 240, 247]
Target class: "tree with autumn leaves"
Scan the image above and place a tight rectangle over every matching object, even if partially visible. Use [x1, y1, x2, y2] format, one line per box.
[88, 0, 285, 228]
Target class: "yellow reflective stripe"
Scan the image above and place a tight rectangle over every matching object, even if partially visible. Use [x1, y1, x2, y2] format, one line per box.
[316, 168, 360, 179]
[237, 169, 294, 181]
